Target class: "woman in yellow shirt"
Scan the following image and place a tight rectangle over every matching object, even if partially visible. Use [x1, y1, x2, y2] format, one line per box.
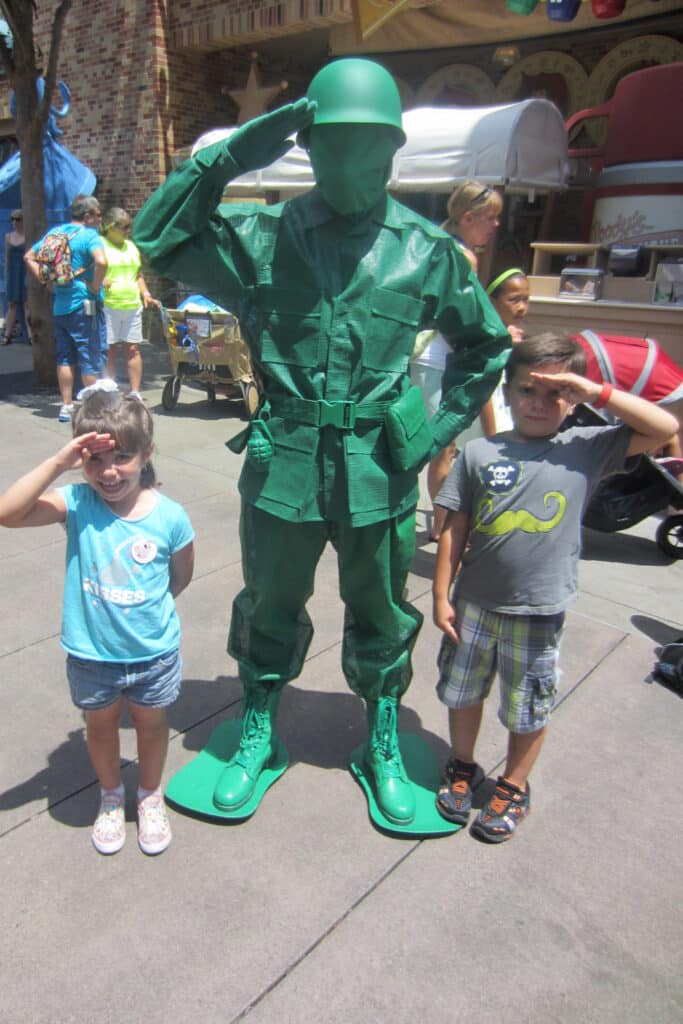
[102, 207, 159, 398]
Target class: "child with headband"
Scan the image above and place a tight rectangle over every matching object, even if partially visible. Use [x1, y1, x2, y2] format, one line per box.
[0, 381, 195, 856]
[486, 268, 530, 345]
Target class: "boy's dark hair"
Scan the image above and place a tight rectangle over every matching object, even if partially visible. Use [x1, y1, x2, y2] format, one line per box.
[73, 393, 156, 488]
[505, 332, 586, 384]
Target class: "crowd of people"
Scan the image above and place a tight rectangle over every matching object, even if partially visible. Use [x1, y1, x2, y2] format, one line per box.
[1, 58, 681, 856]
[6, 196, 159, 420]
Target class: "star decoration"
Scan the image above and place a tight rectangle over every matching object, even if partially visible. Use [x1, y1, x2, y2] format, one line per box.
[226, 52, 288, 125]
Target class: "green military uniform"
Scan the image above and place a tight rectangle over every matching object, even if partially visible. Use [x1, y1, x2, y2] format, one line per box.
[134, 65, 510, 824]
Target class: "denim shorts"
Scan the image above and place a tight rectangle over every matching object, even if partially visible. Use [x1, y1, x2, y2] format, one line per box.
[66, 649, 182, 711]
[54, 304, 106, 376]
[436, 598, 565, 733]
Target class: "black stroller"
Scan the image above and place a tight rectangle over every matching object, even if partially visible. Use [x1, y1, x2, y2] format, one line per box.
[565, 404, 683, 560]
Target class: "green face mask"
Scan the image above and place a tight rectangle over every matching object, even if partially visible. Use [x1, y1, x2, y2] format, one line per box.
[308, 124, 398, 217]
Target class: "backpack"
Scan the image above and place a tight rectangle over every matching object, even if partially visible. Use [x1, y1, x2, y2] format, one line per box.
[34, 225, 85, 286]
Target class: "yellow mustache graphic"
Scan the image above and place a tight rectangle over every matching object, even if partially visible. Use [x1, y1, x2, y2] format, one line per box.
[475, 491, 566, 536]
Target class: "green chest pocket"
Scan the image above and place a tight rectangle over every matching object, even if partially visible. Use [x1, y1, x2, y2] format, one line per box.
[257, 287, 321, 368]
[363, 287, 424, 374]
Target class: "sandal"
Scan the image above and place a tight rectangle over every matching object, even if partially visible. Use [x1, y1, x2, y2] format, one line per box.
[470, 776, 530, 843]
[435, 758, 484, 825]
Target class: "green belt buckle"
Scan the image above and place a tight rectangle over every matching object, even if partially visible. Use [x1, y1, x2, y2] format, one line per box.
[318, 400, 356, 429]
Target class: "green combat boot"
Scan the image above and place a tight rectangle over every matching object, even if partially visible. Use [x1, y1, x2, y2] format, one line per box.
[365, 696, 416, 825]
[213, 683, 283, 811]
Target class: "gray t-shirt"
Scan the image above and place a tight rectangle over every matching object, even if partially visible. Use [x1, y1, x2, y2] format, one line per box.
[437, 424, 632, 614]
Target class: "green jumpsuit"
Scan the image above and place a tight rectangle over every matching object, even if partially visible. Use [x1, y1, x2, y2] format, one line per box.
[133, 137, 510, 701]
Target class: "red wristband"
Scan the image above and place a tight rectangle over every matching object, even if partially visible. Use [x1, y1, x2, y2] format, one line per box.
[593, 381, 613, 409]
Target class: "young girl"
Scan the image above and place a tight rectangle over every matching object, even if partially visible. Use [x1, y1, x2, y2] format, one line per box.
[486, 267, 530, 345]
[0, 383, 194, 855]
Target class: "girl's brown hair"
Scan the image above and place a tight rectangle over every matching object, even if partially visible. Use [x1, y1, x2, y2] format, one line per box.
[73, 392, 156, 487]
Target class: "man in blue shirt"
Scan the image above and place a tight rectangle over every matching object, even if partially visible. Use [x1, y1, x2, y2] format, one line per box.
[26, 194, 107, 421]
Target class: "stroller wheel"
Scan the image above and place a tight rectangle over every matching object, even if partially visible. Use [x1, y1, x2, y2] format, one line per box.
[162, 375, 181, 411]
[656, 514, 683, 559]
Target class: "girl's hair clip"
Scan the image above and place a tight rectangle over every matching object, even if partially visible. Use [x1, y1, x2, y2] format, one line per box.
[77, 378, 119, 402]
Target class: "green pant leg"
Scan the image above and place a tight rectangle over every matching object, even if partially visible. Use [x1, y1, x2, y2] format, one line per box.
[334, 507, 423, 702]
[228, 503, 329, 687]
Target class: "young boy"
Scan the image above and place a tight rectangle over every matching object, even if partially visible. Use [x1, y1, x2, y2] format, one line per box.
[432, 333, 678, 843]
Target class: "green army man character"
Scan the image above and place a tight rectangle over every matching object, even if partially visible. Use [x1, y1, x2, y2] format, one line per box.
[134, 59, 510, 827]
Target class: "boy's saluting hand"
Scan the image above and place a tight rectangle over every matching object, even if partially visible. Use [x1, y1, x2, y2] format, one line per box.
[529, 370, 605, 407]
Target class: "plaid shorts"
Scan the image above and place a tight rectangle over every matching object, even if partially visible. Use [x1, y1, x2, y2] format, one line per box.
[436, 598, 565, 733]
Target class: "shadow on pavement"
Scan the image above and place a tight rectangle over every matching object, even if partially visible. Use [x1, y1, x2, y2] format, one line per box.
[631, 613, 683, 646]
[580, 525, 670, 566]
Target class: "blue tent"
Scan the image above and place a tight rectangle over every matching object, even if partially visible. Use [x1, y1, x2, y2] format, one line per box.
[0, 78, 96, 303]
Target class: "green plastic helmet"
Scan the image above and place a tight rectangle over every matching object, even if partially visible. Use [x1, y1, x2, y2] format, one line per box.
[305, 59, 406, 146]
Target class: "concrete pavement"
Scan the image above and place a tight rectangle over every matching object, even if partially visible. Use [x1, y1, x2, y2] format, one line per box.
[1, 338, 681, 1023]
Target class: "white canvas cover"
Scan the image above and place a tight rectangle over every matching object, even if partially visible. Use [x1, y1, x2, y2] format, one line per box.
[191, 98, 568, 196]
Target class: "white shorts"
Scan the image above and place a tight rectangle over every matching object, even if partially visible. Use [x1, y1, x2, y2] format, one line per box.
[105, 306, 143, 346]
[409, 363, 443, 419]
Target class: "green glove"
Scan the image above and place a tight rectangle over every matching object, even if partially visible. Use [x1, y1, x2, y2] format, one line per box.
[228, 98, 316, 175]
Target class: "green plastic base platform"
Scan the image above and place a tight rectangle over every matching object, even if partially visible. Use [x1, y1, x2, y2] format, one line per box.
[350, 733, 461, 837]
[165, 718, 288, 821]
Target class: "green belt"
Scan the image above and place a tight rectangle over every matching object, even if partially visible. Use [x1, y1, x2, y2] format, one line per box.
[271, 396, 390, 430]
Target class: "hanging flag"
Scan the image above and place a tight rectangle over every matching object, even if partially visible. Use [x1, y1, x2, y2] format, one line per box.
[353, 0, 412, 42]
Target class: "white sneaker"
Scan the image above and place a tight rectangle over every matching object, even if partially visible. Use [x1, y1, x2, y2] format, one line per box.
[129, 391, 143, 402]
[58, 403, 74, 422]
[92, 789, 126, 855]
[137, 791, 172, 855]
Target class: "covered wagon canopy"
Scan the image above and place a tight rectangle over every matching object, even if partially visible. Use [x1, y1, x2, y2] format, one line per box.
[191, 98, 569, 197]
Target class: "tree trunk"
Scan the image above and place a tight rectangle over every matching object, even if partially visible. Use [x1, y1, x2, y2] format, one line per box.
[19, 102, 55, 386]
[1, 0, 74, 388]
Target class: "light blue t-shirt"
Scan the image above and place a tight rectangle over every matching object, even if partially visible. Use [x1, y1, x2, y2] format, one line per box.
[58, 483, 194, 662]
[31, 223, 104, 316]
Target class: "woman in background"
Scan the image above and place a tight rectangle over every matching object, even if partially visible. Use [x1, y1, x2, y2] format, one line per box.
[2, 209, 29, 345]
[413, 181, 503, 541]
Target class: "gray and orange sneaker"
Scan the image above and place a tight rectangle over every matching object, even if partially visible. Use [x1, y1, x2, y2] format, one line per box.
[471, 776, 530, 843]
[435, 757, 484, 826]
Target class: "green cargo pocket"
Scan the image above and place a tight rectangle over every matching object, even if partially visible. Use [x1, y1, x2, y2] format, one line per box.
[345, 426, 418, 516]
[257, 287, 321, 368]
[384, 386, 434, 472]
[363, 287, 424, 373]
